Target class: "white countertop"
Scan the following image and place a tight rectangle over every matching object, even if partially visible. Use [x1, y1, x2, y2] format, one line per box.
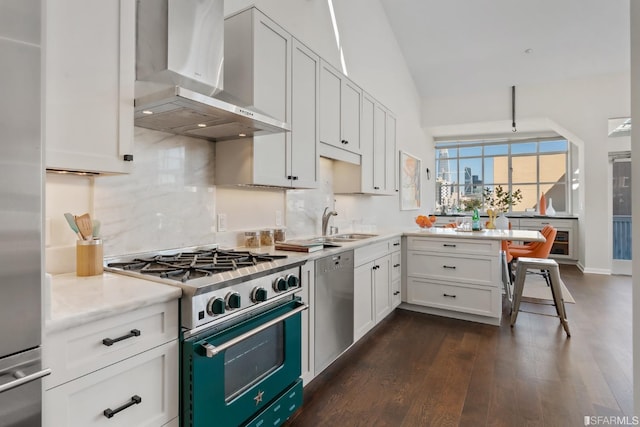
[46, 272, 181, 333]
[404, 227, 545, 242]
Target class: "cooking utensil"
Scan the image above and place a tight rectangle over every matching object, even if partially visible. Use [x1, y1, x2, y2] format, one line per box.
[74, 213, 93, 240]
[64, 212, 83, 240]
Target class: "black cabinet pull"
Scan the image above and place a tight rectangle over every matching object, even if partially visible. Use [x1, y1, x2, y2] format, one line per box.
[123, 154, 133, 162]
[102, 329, 141, 347]
[103, 395, 142, 419]
[287, 175, 292, 180]
[373, 186, 380, 190]
[293, 176, 299, 180]
[393, 263, 400, 268]
[443, 244, 456, 248]
[443, 293, 456, 298]
[443, 265, 456, 270]
[393, 242, 400, 246]
[393, 291, 400, 295]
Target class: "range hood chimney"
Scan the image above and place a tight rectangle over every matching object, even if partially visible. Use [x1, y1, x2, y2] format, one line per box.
[134, 0, 290, 141]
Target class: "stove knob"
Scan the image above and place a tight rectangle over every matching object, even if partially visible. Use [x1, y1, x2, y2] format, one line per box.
[285, 274, 300, 289]
[273, 277, 288, 292]
[251, 287, 268, 303]
[207, 297, 225, 316]
[226, 292, 241, 310]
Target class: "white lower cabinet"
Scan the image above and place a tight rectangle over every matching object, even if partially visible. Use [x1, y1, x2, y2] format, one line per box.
[353, 237, 401, 341]
[391, 250, 402, 308]
[43, 300, 179, 426]
[353, 261, 375, 341]
[44, 341, 178, 427]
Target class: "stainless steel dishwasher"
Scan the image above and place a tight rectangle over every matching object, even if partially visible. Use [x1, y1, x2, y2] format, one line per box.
[314, 250, 354, 374]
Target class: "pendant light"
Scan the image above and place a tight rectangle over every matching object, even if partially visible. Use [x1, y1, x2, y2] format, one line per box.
[511, 85, 517, 132]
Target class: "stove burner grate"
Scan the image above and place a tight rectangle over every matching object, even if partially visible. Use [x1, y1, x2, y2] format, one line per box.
[107, 249, 288, 283]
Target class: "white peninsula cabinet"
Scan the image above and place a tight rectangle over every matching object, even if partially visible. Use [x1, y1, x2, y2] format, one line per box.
[319, 60, 362, 162]
[216, 8, 318, 188]
[405, 235, 502, 326]
[354, 237, 401, 341]
[45, 0, 134, 174]
[44, 275, 180, 427]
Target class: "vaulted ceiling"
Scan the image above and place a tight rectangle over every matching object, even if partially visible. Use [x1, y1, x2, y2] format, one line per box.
[379, 0, 630, 99]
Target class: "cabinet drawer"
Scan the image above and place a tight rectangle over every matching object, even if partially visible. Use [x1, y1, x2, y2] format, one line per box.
[44, 300, 179, 389]
[355, 241, 389, 266]
[391, 251, 401, 281]
[388, 237, 402, 252]
[519, 218, 576, 229]
[407, 278, 500, 318]
[407, 252, 499, 287]
[408, 237, 498, 256]
[44, 340, 179, 427]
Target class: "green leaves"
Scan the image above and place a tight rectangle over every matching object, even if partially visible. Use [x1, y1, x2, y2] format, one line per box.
[483, 185, 523, 212]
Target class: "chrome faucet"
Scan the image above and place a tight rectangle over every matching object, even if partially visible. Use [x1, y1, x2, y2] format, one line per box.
[322, 207, 338, 236]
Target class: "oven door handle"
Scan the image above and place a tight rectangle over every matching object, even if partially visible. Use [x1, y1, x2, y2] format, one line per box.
[200, 303, 309, 358]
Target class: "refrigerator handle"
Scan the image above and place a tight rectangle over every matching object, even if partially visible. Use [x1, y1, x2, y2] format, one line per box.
[0, 368, 51, 394]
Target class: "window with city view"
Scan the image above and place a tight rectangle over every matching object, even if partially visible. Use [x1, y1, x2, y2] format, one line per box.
[435, 138, 569, 213]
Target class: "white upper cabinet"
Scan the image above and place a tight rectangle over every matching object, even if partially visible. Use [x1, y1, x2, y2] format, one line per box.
[45, 0, 134, 174]
[334, 93, 397, 195]
[319, 60, 361, 157]
[216, 8, 317, 188]
[288, 39, 320, 188]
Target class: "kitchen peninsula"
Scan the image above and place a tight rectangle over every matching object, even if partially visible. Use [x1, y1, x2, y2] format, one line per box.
[402, 228, 545, 326]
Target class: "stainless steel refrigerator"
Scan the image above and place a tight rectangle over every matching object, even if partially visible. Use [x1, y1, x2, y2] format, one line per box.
[0, 1, 50, 425]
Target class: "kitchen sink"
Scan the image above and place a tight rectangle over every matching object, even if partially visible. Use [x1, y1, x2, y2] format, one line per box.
[311, 233, 378, 243]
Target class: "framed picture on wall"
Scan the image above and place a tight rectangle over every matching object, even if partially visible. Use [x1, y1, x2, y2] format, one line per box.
[399, 151, 421, 210]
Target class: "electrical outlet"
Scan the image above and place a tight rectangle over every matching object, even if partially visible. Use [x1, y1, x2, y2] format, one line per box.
[217, 213, 227, 232]
[275, 210, 283, 226]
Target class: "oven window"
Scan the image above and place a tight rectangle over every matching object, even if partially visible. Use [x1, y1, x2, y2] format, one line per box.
[224, 322, 284, 401]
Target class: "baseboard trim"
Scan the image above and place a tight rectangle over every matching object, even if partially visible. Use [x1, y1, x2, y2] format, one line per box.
[580, 266, 612, 275]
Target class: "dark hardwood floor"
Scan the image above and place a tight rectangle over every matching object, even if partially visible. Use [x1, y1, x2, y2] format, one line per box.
[285, 265, 632, 427]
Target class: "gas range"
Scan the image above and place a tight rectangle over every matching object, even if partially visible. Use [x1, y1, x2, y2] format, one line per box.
[105, 244, 306, 332]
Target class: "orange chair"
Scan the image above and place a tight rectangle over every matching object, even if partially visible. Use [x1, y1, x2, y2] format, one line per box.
[508, 224, 554, 252]
[508, 226, 557, 286]
[509, 226, 557, 259]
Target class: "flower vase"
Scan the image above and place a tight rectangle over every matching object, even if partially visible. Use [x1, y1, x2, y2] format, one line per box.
[495, 212, 509, 231]
[546, 198, 556, 216]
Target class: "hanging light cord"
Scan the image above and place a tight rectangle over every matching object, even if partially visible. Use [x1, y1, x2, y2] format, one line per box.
[512, 85, 517, 132]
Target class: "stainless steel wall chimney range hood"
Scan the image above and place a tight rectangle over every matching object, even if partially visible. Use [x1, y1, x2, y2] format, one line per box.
[134, 0, 290, 141]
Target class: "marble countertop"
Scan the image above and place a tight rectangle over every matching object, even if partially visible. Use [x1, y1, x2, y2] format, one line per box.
[46, 272, 181, 333]
[404, 228, 545, 242]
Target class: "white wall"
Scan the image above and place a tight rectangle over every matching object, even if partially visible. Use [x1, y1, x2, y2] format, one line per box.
[422, 72, 631, 273]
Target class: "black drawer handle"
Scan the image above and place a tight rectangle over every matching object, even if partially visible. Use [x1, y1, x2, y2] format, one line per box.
[393, 242, 400, 246]
[374, 186, 380, 190]
[443, 244, 457, 248]
[443, 265, 456, 269]
[102, 329, 141, 347]
[293, 176, 299, 180]
[393, 291, 400, 295]
[372, 265, 380, 270]
[393, 263, 401, 268]
[103, 395, 142, 419]
[443, 293, 457, 298]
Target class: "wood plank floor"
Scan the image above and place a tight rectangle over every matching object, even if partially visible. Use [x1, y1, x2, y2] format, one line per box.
[285, 265, 632, 427]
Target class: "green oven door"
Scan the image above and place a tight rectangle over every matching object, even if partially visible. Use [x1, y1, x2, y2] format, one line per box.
[182, 299, 303, 427]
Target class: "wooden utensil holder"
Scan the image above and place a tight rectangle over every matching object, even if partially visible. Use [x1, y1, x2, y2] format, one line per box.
[76, 239, 103, 276]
